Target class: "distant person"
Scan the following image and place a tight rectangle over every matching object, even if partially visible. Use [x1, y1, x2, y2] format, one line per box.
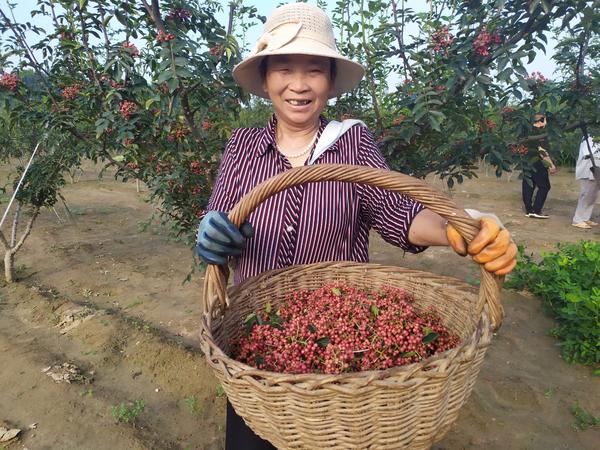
[572, 134, 600, 229]
[522, 114, 557, 219]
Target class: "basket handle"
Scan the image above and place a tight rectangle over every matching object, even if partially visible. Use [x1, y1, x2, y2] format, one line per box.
[203, 164, 504, 329]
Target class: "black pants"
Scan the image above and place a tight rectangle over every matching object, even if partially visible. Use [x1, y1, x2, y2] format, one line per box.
[226, 401, 277, 450]
[522, 161, 551, 214]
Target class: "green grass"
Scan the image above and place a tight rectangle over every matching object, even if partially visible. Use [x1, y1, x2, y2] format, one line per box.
[69, 206, 86, 216]
[111, 399, 146, 424]
[571, 402, 600, 430]
[184, 395, 204, 417]
[543, 387, 556, 398]
[125, 299, 142, 309]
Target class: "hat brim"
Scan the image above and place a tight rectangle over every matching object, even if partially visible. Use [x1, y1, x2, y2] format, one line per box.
[232, 37, 365, 99]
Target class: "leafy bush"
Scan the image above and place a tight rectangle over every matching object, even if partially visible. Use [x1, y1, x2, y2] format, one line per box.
[111, 399, 146, 424]
[506, 241, 600, 368]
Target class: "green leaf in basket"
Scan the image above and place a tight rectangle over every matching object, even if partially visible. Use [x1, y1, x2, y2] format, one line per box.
[243, 312, 258, 334]
[265, 302, 272, 314]
[254, 355, 265, 366]
[331, 287, 342, 297]
[269, 314, 283, 329]
[370, 303, 380, 317]
[422, 326, 433, 336]
[316, 337, 331, 348]
[423, 332, 439, 345]
[308, 324, 317, 333]
[401, 351, 418, 358]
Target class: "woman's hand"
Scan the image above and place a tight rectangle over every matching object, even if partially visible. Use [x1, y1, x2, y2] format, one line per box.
[446, 216, 517, 276]
[196, 211, 254, 265]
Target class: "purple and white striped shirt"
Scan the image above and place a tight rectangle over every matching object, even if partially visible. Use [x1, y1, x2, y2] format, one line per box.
[205, 115, 426, 285]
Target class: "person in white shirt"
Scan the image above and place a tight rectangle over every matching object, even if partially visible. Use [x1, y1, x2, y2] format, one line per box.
[572, 135, 600, 229]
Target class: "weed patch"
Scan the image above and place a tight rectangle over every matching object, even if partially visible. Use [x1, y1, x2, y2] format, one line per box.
[111, 399, 146, 424]
[184, 395, 204, 417]
[571, 402, 600, 430]
[506, 241, 600, 368]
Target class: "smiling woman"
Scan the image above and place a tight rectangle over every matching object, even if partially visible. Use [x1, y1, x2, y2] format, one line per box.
[194, 2, 517, 449]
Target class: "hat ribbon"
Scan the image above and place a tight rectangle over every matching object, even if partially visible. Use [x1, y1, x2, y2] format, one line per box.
[252, 22, 303, 55]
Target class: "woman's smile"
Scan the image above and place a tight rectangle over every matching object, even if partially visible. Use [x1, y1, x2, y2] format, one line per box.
[286, 99, 311, 106]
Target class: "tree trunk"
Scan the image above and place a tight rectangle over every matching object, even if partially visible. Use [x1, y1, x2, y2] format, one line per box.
[0, 206, 40, 284]
[4, 250, 14, 283]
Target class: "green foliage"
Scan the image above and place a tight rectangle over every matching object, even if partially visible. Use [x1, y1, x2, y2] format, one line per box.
[0, 0, 256, 250]
[111, 399, 146, 424]
[570, 402, 600, 431]
[506, 242, 600, 367]
[326, 0, 600, 183]
[1, 0, 600, 276]
[184, 394, 204, 417]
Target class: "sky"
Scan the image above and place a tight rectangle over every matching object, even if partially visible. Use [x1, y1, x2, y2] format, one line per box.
[6, 0, 557, 79]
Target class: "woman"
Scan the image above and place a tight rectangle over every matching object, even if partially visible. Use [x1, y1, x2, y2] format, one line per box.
[572, 134, 600, 229]
[521, 114, 557, 219]
[196, 3, 516, 449]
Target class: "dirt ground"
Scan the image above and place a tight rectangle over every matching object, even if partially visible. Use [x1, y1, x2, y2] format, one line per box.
[0, 162, 598, 450]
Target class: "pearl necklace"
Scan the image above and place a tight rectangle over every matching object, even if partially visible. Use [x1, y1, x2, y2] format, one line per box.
[276, 130, 318, 159]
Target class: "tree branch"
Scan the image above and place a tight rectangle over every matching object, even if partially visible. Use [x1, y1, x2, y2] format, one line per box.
[0, 228, 9, 251]
[76, 5, 102, 89]
[0, 6, 51, 81]
[10, 202, 20, 247]
[0, 6, 63, 110]
[0, 6, 50, 77]
[360, 0, 383, 131]
[454, 12, 545, 96]
[226, 2, 236, 37]
[515, 119, 600, 145]
[97, 5, 112, 61]
[390, 0, 414, 79]
[575, 28, 589, 91]
[141, 0, 165, 33]
[179, 81, 203, 136]
[11, 207, 40, 255]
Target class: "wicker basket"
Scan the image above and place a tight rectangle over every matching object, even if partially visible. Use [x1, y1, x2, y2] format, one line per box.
[200, 164, 504, 450]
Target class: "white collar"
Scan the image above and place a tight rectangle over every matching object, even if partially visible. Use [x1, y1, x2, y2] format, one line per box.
[308, 119, 366, 165]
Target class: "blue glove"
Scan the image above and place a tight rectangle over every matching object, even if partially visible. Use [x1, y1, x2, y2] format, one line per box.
[196, 211, 254, 265]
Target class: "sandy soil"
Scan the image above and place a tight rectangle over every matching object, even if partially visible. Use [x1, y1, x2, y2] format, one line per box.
[0, 162, 598, 450]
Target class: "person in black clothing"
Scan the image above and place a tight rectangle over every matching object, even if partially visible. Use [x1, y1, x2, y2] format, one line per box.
[522, 114, 557, 219]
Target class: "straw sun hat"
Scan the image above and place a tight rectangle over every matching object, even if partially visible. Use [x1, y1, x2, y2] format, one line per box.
[232, 2, 365, 99]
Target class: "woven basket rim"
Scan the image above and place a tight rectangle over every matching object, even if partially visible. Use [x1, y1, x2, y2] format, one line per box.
[200, 261, 490, 385]
[227, 261, 480, 296]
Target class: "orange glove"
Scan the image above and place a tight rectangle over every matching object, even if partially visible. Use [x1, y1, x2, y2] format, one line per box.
[446, 216, 517, 276]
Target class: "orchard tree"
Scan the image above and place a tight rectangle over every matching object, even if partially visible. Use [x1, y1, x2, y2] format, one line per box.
[0, 0, 263, 282]
[327, 0, 600, 185]
[0, 79, 80, 282]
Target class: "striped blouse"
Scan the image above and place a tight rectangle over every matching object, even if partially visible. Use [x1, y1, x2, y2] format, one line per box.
[204, 114, 426, 285]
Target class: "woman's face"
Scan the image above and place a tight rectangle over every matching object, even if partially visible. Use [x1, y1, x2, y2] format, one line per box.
[263, 54, 333, 130]
[533, 114, 547, 129]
